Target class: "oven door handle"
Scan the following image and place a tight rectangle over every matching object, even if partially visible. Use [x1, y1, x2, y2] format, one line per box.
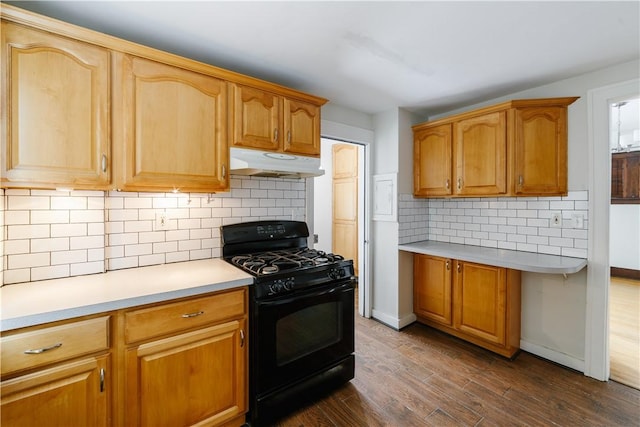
[256, 280, 354, 307]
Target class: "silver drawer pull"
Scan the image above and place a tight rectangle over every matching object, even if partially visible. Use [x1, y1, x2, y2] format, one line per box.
[182, 311, 204, 318]
[24, 342, 63, 354]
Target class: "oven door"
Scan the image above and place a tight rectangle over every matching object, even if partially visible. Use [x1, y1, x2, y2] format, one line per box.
[252, 279, 355, 395]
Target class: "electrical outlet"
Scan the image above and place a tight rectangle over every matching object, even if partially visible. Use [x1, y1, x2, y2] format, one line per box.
[550, 212, 562, 228]
[572, 213, 584, 229]
[155, 212, 169, 230]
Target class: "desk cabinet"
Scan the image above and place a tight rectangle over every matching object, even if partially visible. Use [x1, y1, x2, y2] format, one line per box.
[413, 254, 521, 358]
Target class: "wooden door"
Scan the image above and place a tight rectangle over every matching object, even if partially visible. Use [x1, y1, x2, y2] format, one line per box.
[115, 54, 228, 192]
[1, 355, 109, 427]
[1, 21, 110, 189]
[332, 144, 359, 274]
[454, 111, 507, 196]
[413, 255, 453, 325]
[514, 106, 568, 195]
[230, 83, 280, 151]
[453, 261, 507, 346]
[413, 124, 453, 197]
[124, 320, 246, 427]
[283, 98, 321, 156]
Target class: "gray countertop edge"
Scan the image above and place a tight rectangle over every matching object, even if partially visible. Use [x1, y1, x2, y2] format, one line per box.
[398, 241, 587, 274]
[0, 278, 253, 332]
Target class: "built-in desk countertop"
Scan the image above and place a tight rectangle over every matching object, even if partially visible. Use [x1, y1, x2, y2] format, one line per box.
[0, 258, 253, 332]
[399, 241, 587, 275]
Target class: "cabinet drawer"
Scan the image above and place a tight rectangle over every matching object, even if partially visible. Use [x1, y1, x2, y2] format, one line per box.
[124, 289, 246, 344]
[1, 316, 110, 376]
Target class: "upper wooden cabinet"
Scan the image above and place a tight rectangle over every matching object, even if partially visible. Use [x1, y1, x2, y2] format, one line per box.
[414, 124, 452, 196]
[1, 21, 111, 189]
[611, 150, 640, 203]
[113, 54, 228, 192]
[413, 97, 578, 198]
[455, 110, 507, 196]
[230, 83, 322, 156]
[1, 4, 327, 191]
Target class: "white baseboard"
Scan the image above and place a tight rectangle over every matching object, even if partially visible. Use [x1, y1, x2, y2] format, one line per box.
[520, 340, 585, 373]
[371, 309, 417, 330]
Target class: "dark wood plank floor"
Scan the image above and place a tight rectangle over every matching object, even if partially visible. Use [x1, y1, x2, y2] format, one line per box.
[271, 314, 640, 426]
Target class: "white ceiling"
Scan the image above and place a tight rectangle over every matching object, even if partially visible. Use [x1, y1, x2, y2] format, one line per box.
[5, 1, 640, 118]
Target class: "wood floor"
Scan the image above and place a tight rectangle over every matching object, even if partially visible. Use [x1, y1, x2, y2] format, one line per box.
[610, 276, 640, 389]
[272, 314, 640, 426]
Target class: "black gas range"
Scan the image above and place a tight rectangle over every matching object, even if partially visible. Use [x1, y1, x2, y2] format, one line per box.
[221, 220, 356, 426]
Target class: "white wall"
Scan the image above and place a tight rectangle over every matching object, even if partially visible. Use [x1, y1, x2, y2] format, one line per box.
[610, 205, 640, 270]
[313, 138, 337, 253]
[371, 109, 401, 326]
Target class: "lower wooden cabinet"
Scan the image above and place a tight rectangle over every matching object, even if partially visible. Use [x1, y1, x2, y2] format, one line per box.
[1, 355, 110, 427]
[123, 291, 247, 427]
[1, 288, 248, 427]
[413, 254, 521, 358]
[1, 316, 111, 426]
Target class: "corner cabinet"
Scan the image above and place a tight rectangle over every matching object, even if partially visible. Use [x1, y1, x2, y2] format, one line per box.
[1, 21, 111, 190]
[413, 97, 578, 198]
[413, 254, 521, 358]
[230, 83, 323, 156]
[113, 53, 229, 193]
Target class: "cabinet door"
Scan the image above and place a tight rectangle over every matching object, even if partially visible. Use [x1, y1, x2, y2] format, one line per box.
[115, 54, 228, 192]
[230, 83, 280, 151]
[413, 124, 452, 197]
[453, 261, 506, 346]
[283, 98, 320, 156]
[1, 21, 110, 189]
[514, 106, 567, 195]
[1, 355, 109, 427]
[125, 319, 246, 427]
[454, 111, 507, 195]
[413, 254, 453, 326]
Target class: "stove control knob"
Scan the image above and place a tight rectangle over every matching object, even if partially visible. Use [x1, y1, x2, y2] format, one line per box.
[328, 268, 341, 280]
[284, 279, 294, 291]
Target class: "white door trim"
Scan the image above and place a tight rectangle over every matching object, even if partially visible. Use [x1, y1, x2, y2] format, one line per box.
[585, 78, 640, 380]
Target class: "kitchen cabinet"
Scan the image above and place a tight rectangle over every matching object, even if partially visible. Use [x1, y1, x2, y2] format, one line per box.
[454, 110, 507, 196]
[1, 288, 248, 427]
[413, 254, 452, 325]
[230, 83, 322, 156]
[123, 289, 247, 427]
[1, 20, 111, 190]
[611, 150, 640, 203]
[412, 97, 578, 198]
[413, 124, 452, 196]
[413, 254, 521, 358]
[1, 316, 111, 426]
[114, 53, 228, 193]
[1, 4, 327, 192]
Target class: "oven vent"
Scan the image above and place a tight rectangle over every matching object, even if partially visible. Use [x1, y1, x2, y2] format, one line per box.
[229, 148, 325, 178]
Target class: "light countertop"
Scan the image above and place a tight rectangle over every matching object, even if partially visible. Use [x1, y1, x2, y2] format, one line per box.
[0, 258, 253, 332]
[399, 241, 587, 274]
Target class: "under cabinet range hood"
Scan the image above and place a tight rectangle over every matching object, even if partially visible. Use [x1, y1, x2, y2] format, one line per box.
[229, 147, 325, 178]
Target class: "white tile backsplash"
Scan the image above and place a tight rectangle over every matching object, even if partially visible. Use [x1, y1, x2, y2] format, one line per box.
[1, 176, 306, 285]
[399, 191, 588, 259]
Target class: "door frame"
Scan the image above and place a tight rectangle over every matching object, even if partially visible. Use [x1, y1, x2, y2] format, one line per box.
[314, 120, 374, 318]
[586, 78, 640, 380]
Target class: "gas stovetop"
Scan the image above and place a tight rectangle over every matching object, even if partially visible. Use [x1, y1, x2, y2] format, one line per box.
[229, 248, 345, 277]
[221, 220, 356, 299]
